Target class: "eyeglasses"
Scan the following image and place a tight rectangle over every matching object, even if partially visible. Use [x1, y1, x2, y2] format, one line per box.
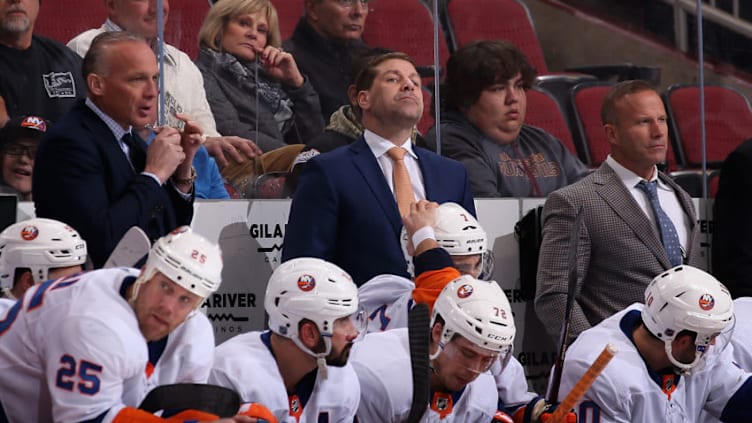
[3, 143, 37, 158]
[335, 0, 369, 9]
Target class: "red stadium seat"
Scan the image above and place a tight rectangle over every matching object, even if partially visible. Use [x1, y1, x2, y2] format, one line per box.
[362, 0, 450, 68]
[525, 86, 582, 163]
[35, 0, 105, 44]
[664, 84, 752, 168]
[35, 0, 208, 60]
[273, 0, 304, 41]
[164, 0, 210, 59]
[444, 0, 547, 73]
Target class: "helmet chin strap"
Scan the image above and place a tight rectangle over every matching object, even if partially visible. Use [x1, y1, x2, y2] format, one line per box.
[665, 342, 705, 375]
[291, 335, 331, 380]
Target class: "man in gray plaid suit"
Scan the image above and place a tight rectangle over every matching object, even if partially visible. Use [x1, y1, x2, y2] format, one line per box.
[534, 80, 701, 344]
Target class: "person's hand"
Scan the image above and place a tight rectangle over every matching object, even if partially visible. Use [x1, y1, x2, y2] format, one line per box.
[512, 397, 577, 423]
[257, 45, 304, 88]
[176, 113, 204, 162]
[144, 126, 184, 183]
[205, 136, 263, 168]
[402, 200, 439, 255]
[402, 200, 439, 239]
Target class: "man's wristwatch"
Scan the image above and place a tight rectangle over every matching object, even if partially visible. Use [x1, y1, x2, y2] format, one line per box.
[172, 166, 197, 185]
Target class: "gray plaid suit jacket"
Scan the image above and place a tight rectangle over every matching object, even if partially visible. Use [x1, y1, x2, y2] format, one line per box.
[534, 162, 701, 343]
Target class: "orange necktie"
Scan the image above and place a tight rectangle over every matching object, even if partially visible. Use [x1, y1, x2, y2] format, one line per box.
[387, 146, 416, 217]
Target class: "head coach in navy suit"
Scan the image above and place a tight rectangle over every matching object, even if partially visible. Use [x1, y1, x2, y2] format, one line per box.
[32, 31, 202, 268]
[282, 52, 476, 286]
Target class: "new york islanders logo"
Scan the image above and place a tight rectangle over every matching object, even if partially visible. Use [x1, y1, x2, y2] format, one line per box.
[457, 284, 474, 298]
[21, 225, 39, 241]
[698, 293, 715, 311]
[297, 274, 316, 291]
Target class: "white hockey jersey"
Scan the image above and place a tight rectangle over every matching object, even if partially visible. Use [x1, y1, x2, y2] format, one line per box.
[359, 274, 415, 333]
[0, 268, 216, 423]
[209, 330, 360, 423]
[561, 303, 752, 423]
[730, 297, 752, 371]
[351, 328, 498, 422]
[0, 268, 148, 422]
[358, 273, 536, 410]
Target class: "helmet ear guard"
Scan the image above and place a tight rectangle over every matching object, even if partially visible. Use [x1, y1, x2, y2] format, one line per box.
[0, 218, 87, 290]
[130, 226, 223, 308]
[642, 265, 734, 373]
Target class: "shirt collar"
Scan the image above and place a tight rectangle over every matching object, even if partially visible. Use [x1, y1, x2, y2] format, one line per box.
[606, 155, 659, 187]
[363, 129, 416, 159]
[85, 97, 131, 142]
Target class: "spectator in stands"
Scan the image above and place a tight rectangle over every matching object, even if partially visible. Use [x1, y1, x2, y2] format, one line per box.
[282, 0, 370, 121]
[535, 80, 701, 344]
[0, 115, 48, 200]
[196, 0, 324, 151]
[67, 0, 263, 168]
[282, 52, 475, 286]
[33, 32, 198, 268]
[425, 40, 588, 197]
[712, 138, 752, 298]
[0, 0, 86, 123]
[0, 217, 86, 310]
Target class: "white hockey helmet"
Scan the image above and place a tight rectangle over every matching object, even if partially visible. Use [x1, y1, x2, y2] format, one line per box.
[132, 226, 223, 307]
[401, 202, 494, 279]
[643, 265, 734, 373]
[265, 257, 364, 359]
[0, 218, 87, 288]
[430, 275, 515, 355]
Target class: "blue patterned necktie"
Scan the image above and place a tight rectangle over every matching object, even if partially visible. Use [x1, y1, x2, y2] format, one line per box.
[636, 180, 683, 267]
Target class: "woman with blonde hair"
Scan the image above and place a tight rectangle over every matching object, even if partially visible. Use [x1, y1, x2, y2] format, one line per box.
[197, 0, 324, 152]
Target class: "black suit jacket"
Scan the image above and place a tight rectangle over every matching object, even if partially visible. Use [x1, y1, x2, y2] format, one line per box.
[713, 138, 752, 297]
[32, 99, 193, 268]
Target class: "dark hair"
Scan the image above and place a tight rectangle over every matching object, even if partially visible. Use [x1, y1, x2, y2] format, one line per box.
[82, 31, 148, 79]
[442, 40, 536, 112]
[350, 47, 395, 85]
[352, 51, 416, 114]
[601, 80, 657, 125]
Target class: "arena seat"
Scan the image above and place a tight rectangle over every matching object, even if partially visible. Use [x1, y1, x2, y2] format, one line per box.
[362, 0, 450, 69]
[664, 84, 752, 169]
[525, 86, 582, 163]
[272, 0, 304, 41]
[35, 0, 105, 44]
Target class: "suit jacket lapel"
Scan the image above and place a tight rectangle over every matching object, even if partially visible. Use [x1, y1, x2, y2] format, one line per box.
[595, 164, 672, 267]
[415, 148, 434, 199]
[349, 137, 402, 233]
[79, 102, 138, 176]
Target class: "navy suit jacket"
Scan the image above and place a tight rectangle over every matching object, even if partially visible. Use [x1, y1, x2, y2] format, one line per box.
[32, 99, 193, 268]
[282, 136, 475, 285]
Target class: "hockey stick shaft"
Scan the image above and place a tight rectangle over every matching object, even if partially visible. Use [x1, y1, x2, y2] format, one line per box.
[103, 226, 151, 269]
[406, 302, 431, 423]
[547, 207, 584, 403]
[548, 343, 617, 423]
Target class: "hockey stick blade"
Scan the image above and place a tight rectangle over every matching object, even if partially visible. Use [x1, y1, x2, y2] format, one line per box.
[547, 206, 584, 404]
[104, 226, 151, 269]
[548, 344, 617, 423]
[406, 302, 431, 423]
